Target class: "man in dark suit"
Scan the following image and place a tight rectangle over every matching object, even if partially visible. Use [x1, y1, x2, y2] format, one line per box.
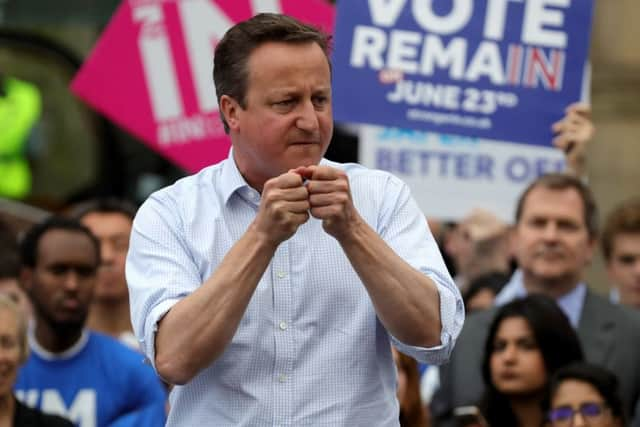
[431, 173, 640, 427]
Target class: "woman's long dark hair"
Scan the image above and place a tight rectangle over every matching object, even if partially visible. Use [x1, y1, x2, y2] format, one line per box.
[395, 350, 429, 427]
[480, 295, 584, 426]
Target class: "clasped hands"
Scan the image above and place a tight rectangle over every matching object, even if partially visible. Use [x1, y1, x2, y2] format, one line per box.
[253, 165, 361, 246]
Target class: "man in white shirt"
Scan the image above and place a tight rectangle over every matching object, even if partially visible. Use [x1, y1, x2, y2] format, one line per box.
[126, 13, 463, 427]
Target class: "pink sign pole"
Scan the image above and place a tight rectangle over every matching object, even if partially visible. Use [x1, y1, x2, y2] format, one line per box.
[71, 0, 335, 173]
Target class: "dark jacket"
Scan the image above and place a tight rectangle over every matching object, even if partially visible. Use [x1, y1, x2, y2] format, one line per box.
[13, 397, 74, 427]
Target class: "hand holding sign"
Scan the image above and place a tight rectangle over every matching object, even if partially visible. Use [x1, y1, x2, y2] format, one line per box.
[552, 102, 594, 177]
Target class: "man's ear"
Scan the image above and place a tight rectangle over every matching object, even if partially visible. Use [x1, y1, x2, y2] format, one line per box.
[20, 267, 33, 293]
[220, 95, 241, 132]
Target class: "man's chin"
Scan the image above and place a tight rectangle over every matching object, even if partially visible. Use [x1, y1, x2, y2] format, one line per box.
[531, 270, 580, 289]
[52, 318, 86, 333]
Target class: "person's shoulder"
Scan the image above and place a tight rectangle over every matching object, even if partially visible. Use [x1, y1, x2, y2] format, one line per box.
[88, 331, 148, 364]
[135, 162, 226, 225]
[328, 159, 396, 177]
[461, 307, 497, 335]
[14, 398, 74, 426]
[449, 308, 496, 358]
[467, 306, 498, 322]
[584, 290, 640, 331]
[323, 159, 406, 190]
[148, 162, 223, 202]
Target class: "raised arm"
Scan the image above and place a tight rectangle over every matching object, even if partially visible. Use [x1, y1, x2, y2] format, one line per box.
[128, 171, 310, 385]
[552, 102, 595, 178]
[302, 165, 461, 351]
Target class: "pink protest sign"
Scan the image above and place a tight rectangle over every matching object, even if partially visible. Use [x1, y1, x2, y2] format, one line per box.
[71, 0, 335, 173]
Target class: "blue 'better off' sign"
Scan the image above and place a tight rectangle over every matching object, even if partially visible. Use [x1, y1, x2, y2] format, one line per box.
[332, 0, 595, 147]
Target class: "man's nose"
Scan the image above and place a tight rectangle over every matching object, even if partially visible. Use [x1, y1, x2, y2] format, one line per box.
[296, 99, 319, 133]
[542, 223, 559, 240]
[101, 241, 115, 263]
[63, 270, 80, 290]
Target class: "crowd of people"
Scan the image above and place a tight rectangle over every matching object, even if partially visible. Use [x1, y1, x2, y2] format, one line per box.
[0, 12, 639, 427]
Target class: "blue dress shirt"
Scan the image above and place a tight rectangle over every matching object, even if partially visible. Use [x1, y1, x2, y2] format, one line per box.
[126, 154, 464, 426]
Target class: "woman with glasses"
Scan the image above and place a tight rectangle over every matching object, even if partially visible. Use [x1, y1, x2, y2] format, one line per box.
[544, 362, 625, 427]
[477, 295, 584, 427]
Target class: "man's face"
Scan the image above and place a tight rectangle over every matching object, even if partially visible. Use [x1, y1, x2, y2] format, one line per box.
[0, 278, 32, 320]
[223, 41, 333, 190]
[606, 232, 640, 308]
[0, 308, 22, 398]
[23, 229, 98, 330]
[81, 212, 132, 303]
[444, 225, 474, 276]
[513, 186, 595, 285]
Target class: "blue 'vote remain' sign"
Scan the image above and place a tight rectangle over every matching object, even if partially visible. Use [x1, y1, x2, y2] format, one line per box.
[332, 0, 594, 147]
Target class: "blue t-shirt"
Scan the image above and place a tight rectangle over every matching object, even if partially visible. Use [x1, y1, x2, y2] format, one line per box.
[15, 331, 166, 427]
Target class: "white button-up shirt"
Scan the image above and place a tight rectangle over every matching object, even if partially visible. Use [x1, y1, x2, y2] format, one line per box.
[126, 155, 464, 426]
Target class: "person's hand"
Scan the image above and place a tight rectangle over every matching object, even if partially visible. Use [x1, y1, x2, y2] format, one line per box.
[252, 171, 310, 246]
[551, 102, 594, 177]
[298, 165, 362, 241]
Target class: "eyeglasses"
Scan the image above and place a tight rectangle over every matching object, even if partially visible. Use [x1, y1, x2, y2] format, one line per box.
[548, 402, 609, 425]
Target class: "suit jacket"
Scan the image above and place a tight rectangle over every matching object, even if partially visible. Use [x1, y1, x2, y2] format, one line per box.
[431, 290, 640, 427]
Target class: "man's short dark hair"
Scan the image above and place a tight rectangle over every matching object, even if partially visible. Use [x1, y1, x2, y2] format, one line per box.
[514, 173, 598, 239]
[68, 197, 137, 222]
[601, 197, 640, 261]
[213, 13, 332, 134]
[20, 216, 100, 269]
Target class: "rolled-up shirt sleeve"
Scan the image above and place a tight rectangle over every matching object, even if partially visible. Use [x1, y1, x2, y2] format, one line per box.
[126, 192, 201, 370]
[378, 175, 465, 364]
[390, 270, 465, 365]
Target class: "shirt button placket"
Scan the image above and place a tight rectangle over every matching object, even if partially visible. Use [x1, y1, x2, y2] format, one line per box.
[272, 242, 293, 425]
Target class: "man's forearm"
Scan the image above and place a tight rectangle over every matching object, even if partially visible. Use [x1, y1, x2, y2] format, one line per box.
[338, 219, 443, 348]
[154, 225, 278, 385]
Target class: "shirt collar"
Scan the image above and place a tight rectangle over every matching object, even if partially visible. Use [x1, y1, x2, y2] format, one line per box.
[28, 328, 90, 360]
[495, 269, 587, 328]
[219, 147, 254, 205]
[218, 149, 334, 206]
